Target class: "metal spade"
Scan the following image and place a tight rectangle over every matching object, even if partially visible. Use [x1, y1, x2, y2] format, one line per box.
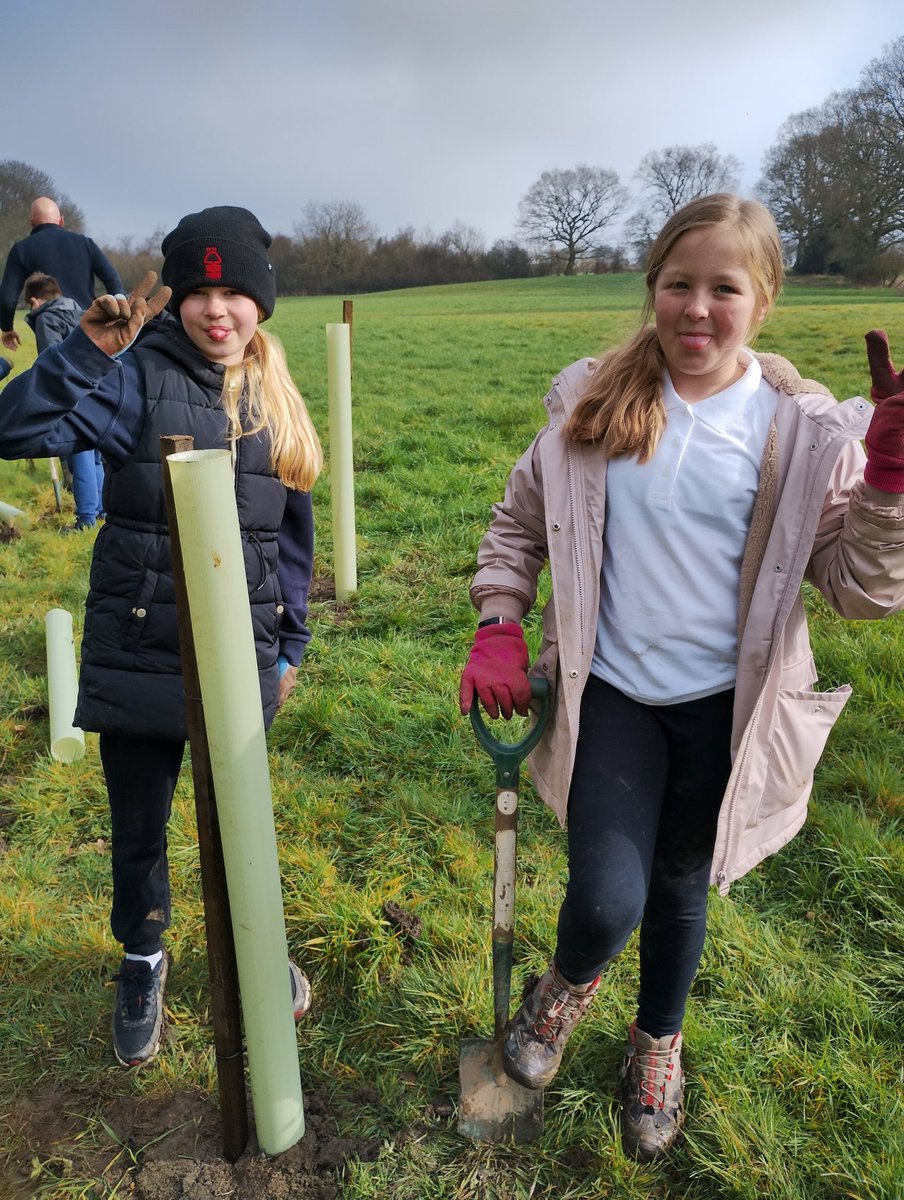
[458, 676, 549, 1143]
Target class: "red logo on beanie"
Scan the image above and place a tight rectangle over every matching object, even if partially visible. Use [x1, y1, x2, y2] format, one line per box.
[204, 247, 223, 280]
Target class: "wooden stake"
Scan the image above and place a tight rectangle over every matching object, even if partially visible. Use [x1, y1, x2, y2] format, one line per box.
[342, 299, 353, 374]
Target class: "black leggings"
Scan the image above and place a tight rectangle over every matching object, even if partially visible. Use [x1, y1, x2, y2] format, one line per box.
[554, 675, 735, 1036]
[100, 733, 186, 956]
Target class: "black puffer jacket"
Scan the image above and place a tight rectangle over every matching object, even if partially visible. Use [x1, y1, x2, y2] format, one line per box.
[75, 321, 287, 738]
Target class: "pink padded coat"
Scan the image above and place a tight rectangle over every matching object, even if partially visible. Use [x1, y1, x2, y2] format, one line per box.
[470, 354, 904, 892]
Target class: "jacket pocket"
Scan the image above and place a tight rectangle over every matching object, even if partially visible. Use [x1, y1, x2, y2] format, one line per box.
[532, 641, 559, 701]
[751, 684, 851, 826]
[532, 601, 560, 700]
[121, 569, 159, 649]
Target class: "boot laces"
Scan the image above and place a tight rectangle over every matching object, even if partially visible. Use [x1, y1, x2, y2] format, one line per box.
[633, 1041, 677, 1111]
[532, 979, 591, 1042]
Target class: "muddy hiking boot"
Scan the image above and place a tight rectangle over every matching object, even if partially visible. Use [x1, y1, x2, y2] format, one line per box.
[502, 962, 603, 1089]
[619, 1022, 685, 1160]
[111, 952, 170, 1067]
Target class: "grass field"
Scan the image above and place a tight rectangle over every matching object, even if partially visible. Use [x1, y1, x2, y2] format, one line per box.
[0, 274, 902, 1198]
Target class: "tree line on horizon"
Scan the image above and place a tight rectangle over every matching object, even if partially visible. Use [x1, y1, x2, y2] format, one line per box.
[1, 37, 901, 296]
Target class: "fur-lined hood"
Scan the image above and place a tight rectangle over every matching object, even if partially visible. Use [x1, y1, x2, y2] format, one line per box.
[755, 351, 834, 399]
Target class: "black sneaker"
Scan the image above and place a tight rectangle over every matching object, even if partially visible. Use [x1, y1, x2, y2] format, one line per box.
[111, 952, 170, 1067]
[289, 959, 312, 1019]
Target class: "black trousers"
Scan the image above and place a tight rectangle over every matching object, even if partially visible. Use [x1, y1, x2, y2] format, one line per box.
[554, 674, 735, 1036]
[100, 733, 186, 956]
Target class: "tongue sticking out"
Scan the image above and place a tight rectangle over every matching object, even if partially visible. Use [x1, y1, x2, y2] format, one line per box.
[207, 328, 230, 342]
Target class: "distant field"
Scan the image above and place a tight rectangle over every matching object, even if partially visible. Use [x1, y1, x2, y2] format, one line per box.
[0, 275, 902, 1198]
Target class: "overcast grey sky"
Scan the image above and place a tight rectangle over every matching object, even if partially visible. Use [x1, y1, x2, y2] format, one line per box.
[5, 2, 902, 249]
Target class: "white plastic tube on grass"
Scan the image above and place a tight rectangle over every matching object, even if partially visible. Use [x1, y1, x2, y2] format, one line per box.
[326, 322, 357, 600]
[44, 608, 85, 763]
[0, 499, 28, 523]
[167, 448, 304, 1155]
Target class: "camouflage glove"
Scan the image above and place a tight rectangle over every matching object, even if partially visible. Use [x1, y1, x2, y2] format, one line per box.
[81, 271, 171, 359]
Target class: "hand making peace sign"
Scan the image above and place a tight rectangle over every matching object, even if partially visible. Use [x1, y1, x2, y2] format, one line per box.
[80, 271, 172, 358]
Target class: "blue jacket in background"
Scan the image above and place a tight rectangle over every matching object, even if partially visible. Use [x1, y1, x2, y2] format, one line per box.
[25, 295, 83, 352]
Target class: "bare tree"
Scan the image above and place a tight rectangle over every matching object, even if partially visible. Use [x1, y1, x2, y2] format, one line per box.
[101, 229, 166, 292]
[518, 165, 628, 274]
[860, 34, 904, 141]
[757, 110, 841, 272]
[758, 37, 904, 281]
[831, 37, 904, 278]
[622, 209, 659, 269]
[440, 221, 486, 267]
[632, 143, 741, 242]
[295, 200, 377, 292]
[0, 160, 85, 265]
[297, 200, 376, 247]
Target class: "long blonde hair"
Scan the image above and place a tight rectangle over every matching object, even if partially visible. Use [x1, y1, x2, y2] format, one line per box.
[565, 194, 784, 461]
[222, 328, 323, 491]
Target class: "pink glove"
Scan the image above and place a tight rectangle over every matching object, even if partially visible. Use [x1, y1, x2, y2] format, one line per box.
[459, 623, 532, 720]
[865, 329, 904, 400]
[863, 330, 904, 493]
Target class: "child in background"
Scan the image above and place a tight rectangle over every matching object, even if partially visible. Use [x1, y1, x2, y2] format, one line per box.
[0, 207, 323, 1067]
[460, 194, 904, 1160]
[24, 272, 83, 349]
[24, 272, 103, 532]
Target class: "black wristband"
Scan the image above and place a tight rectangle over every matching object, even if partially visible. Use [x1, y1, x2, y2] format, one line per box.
[477, 615, 507, 628]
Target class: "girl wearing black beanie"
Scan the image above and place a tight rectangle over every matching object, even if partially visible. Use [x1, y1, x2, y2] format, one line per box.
[0, 205, 322, 1067]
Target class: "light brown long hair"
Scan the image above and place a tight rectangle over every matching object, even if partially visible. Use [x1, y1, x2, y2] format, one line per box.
[222, 328, 323, 491]
[565, 194, 784, 461]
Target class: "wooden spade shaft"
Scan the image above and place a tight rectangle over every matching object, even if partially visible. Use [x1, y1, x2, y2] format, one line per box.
[458, 682, 549, 1144]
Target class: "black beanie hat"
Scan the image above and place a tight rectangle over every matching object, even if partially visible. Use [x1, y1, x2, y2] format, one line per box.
[161, 205, 276, 318]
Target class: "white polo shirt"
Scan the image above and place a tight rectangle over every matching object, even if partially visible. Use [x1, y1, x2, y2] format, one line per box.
[591, 351, 779, 704]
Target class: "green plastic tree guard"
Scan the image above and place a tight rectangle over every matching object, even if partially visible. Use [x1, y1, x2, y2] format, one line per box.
[326, 322, 357, 600]
[167, 448, 304, 1155]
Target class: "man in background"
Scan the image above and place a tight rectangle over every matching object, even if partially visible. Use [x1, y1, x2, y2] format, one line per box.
[0, 197, 122, 351]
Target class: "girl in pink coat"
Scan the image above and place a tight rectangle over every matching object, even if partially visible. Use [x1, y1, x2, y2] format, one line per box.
[460, 194, 904, 1160]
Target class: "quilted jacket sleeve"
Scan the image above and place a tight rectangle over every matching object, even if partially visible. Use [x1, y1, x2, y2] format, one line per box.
[0, 326, 144, 466]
